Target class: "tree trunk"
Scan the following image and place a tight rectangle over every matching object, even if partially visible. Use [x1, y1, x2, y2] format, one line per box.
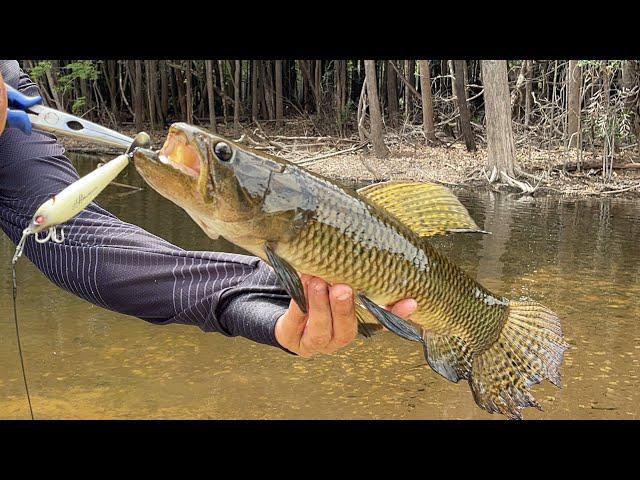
[145, 60, 157, 131]
[275, 60, 283, 128]
[299, 60, 319, 114]
[46, 60, 63, 110]
[335, 60, 347, 133]
[453, 60, 476, 151]
[314, 60, 322, 114]
[301, 60, 309, 109]
[251, 61, 259, 122]
[173, 64, 187, 120]
[159, 60, 169, 121]
[482, 60, 516, 177]
[262, 61, 275, 120]
[218, 60, 228, 124]
[550, 60, 558, 138]
[404, 60, 415, 120]
[567, 60, 582, 148]
[133, 60, 144, 131]
[205, 60, 217, 133]
[79, 74, 92, 118]
[184, 60, 194, 124]
[364, 60, 389, 158]
[418, 60, 436, 143]
[104, 60, 119, 121]
[524, 60, 532, 126]
[337, 60, 347, 114]
[234, 60, 241, 129]
[386, 60, 399, 127]
[622, 60, 640, 141]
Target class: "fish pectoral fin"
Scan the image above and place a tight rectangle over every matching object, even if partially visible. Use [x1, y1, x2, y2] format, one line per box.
[264, 244, 308, 314]
[423, 332, 472, 383]
[357, 294, 422, 343]
[357, 181, 485, 237]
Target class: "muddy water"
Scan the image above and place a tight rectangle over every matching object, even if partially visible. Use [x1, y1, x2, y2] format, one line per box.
[1, 153, 639, 419]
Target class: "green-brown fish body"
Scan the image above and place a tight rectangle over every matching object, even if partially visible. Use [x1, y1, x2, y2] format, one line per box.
[133, 123, 569, 419]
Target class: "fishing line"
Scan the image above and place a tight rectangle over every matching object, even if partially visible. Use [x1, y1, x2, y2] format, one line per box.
[6, 133, 149, 421]
[11, 229, 35, 420]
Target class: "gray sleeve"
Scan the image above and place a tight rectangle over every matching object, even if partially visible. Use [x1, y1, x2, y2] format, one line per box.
[0, 60, 290, 349]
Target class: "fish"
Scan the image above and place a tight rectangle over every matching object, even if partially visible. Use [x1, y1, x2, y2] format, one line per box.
[133, 123, 569, 419]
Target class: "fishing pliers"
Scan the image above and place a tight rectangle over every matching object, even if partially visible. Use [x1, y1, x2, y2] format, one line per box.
[5, 85, 43, 134]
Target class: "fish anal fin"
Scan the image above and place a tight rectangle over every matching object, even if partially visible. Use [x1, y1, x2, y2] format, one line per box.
[423, 332, 472, 383]
[264, 243, 307, 314]
[357, 181, 484, 237]
[357, 294, 422, 343]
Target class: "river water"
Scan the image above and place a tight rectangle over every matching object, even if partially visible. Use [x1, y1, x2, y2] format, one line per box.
[1, 153, 639, 419]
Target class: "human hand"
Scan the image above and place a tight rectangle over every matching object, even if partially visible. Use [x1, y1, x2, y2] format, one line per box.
[0, 72, 7, 135]
[274, 274, 418, 357]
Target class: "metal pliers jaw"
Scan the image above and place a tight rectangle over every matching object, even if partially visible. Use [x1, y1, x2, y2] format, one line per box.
[6, 84, 133, 148]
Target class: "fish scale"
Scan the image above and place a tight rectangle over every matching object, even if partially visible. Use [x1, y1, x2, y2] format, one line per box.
[277, 173, 507, 348]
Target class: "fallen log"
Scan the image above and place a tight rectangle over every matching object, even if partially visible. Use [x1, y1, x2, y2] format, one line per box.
[553, 160, 640, 172]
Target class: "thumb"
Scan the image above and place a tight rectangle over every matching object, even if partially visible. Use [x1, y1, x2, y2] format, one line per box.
[0, 73, 7, 135]
[274, 276, 311, 351]
[274, 300, 307, 354]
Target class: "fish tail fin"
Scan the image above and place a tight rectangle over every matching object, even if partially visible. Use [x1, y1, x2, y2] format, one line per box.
[468, 301, 569, 419]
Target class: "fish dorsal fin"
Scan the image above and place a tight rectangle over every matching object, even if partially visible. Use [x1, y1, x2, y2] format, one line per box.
[357, 181, 485, 237]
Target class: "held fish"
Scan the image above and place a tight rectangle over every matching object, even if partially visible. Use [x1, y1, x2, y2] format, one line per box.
[133, 123, 569, 419]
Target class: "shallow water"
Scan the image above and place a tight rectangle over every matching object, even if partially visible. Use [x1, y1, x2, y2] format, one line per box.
[1, 153, 639, 419]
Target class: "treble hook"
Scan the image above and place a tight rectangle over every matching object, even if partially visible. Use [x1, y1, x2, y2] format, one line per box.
[34, 228, 52, 243]
[50, 226, 65, 243]
[34, 226, 65, 244]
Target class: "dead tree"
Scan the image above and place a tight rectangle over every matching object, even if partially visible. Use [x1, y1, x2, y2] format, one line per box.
[275, 60, 283, 128]
[234, 60, 241, 129]
[482, 60, 516, 179]
[418, 60, 436, 143]
[205, 60, 217, 133]
[364, 60, 390, 158]
[453, 60, 476, 151]
[567, 60, 582, 148]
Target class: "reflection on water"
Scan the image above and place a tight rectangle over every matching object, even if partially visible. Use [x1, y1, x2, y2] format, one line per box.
[1, 153, 639, 419]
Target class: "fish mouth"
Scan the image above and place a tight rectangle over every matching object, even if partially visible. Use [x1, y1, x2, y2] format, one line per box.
[135, 125, 202, 179]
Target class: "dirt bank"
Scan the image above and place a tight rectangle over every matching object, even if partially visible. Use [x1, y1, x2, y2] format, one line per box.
[58, 122, 640, 198]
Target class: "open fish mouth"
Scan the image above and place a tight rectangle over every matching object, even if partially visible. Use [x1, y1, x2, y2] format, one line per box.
[137, 128, 201, 178]
[158, 128, 201, 177]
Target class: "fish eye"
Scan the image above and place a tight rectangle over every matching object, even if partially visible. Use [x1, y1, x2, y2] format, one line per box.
[214, 142, 233, 162]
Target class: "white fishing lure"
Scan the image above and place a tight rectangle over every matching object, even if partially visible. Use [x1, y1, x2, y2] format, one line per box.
[12, 153, 130, 263]
[11, 132, 151, 264]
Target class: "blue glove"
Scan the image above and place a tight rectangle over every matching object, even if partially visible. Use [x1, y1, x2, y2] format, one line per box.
[6, 85, 42, 134]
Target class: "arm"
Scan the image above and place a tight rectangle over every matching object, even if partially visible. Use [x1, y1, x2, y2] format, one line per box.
[0, 62, 289, 348]
[0, 61, 417, 355]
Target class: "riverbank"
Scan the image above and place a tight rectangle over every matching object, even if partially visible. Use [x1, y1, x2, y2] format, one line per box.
[59, 122, 640, 198]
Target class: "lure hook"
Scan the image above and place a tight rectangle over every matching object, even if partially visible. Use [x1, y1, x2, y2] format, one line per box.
[34, 228, 52, 243]
[50, 226, 65, 243]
